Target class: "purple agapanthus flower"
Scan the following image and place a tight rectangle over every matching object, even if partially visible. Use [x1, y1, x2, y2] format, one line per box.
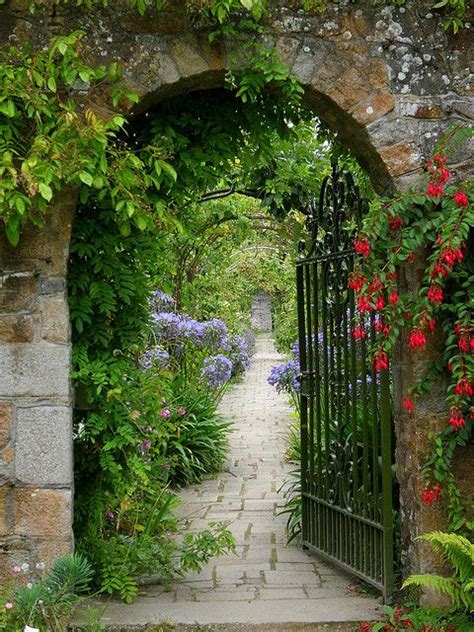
[150, 290, 176, 313]
[140, 347, 170, 370]
[228, 334, 251, 377]
[201, 354, 233, 389]
[267, 360, 301, 394]
[201, 319, 229, 351]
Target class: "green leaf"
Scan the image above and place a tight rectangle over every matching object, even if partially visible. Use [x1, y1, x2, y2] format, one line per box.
[5, 217, 20, 246]
[38, 182, 53, 202]
[47, 75, 57, 92]
[79, 171, 94, 186]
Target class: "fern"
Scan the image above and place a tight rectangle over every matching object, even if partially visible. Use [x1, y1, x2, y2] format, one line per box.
[402, 531, 474, 613]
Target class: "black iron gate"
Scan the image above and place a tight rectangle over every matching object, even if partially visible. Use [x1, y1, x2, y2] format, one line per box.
[296, 165, 394, 599]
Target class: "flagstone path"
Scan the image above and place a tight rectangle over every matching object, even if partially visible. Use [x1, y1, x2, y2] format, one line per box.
[102, 295, 380, 629]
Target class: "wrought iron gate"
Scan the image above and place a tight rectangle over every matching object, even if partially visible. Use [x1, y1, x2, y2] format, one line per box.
[296, 165, 394, 599]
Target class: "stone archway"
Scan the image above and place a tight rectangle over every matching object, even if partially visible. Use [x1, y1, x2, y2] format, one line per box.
[0, 0, 472, 583]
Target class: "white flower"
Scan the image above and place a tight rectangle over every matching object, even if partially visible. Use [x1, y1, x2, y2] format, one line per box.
[35, 562, 45, 570]
[26, 582, 33, 589]
[21, 563, 30, 573]
[24, 626, 40, 632]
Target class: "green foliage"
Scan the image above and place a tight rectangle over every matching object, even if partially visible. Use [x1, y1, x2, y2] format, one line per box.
[361, 603, 474, 631]
[402, 531, 474, 613]
[0, 554, 94, 632]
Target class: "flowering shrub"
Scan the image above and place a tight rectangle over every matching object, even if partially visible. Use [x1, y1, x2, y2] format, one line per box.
[201, 354, 233, 388]
[349, 126, 473, 531]
[267, 341, 301, 409]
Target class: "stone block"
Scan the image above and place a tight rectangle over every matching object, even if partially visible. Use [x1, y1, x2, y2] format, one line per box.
[40, 295, 70, 343]
[0, 315, 35, 343]
[0, 343, 71, 397]
[35, 537, 73, 570]
[352, 91, 395, 124]
[0, 401, 13, 451]
[14, 488, 72, 539]
[16, 406, 72, 486]
[169, 36, 209, 78]
[0, 275, 37, 312]
[379, 141, 420, 177]
[38, 277, 65, 295]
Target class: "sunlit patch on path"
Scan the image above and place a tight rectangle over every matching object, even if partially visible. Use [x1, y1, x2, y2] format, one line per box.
[102, 296, 380, 628]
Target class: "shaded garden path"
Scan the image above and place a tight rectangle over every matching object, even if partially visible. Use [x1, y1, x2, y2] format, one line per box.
[103, 295, 379, 627]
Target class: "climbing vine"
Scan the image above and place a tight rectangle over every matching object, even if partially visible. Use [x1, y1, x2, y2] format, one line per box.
[351, 124, 473, 533]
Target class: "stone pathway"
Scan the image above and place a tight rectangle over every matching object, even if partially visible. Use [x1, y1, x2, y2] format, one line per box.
[102, 300, 379, 628]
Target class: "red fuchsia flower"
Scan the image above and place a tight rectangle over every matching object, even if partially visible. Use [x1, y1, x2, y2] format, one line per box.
[349, 273, 365, 292]
[454, 380, 474, 397]
[408, 329, 427, 350]
[422, 484, 442, 506]
[352, 326, 366, 341]
[354, 238, 371, 258]
[389, 292, 399, 305]
[441, 247, 463, 268]
[375, 296, 385, 311]
[430, 262, 448, 278]
[369, 275, 383, 293]
[428, 318, 436, 333]
[408, 252, 415, 263]
[427, 182, 444, 197]
[388, 214, 403, 231]
[427, 285, 443, 305]
[454, 191, 469, 207]
[436, 233, 442, 246]
[449, 409, 465, 430]
[374, 351, 389, 371]
[358, 297, 372, 313]
[359, 622, 371, 632]
[403, 397, 414, 413]
[458, 338, 470, 353]
[438, 166, 451, 184]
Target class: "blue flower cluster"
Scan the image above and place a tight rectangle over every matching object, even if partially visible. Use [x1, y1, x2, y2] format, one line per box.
[201, 354, 233, 389]
[142, 290, 253, 388]
[267, 359, 301, 394]
[140, 347, 170, 370]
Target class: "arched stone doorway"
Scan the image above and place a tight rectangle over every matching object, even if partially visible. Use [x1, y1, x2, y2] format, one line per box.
[0, 0, 472, 586]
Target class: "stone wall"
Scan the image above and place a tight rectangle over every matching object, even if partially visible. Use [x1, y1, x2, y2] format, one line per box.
[0, 192, 76, 575]
[0, 0, 472, 586]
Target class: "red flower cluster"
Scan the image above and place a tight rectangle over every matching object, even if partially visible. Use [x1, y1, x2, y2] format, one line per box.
[408, 329, 426, 350]
[358, 297, 371, 313]
[422, 484, 442, 506]
[348, 272, 365, 292]
[354, 238, 370, 258]
[455, 325, 473, 353]
[388, 292, 399, 305]
[427, 285, 443, 305]
[388, 214, 403, 231]
[448, 409, 465, 430]
[374, 320, 390, 336]
[427, 182, 444, 198]
[352, 325, 366, 340]
[441, 246, 463, 268]
[430, 262, 448, 278]
[374, 351, 389, 371]
[454, 190, 469, 207]
[454, 379, 473, 397]
[403, 396, 414, 413]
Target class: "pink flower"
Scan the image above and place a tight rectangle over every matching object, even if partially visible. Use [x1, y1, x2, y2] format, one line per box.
[12, 565, 21, 574]
[5, 602, 13, 610]
[178, 406, 186, 416]
[160, 409, 171, 419]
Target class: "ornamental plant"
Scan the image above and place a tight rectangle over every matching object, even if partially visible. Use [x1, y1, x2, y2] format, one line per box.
[350, 124, 473, 532]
